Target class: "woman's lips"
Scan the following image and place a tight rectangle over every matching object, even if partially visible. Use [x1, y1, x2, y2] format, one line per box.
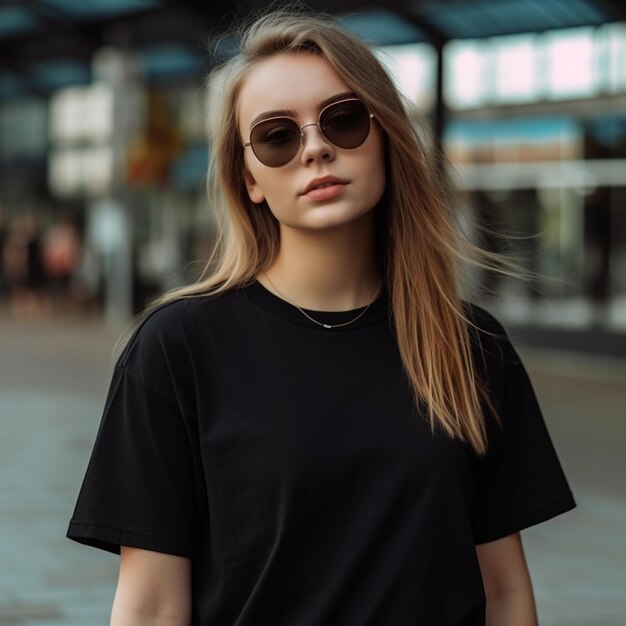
[302, 183, 348, 201]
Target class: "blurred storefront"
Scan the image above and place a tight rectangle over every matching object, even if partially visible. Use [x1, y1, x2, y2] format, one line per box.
[442, 22, 626, 354]
[0, 38, 214, 324]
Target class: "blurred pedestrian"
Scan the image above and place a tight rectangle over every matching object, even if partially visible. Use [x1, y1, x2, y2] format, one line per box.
[1, 211, 51, 320]
[42, 213, 82, 315]
[0, 205, 8, 301]
[25, 211, 52, 318]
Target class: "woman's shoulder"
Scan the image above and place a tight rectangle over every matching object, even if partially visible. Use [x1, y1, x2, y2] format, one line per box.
[116, 286, 245, 369]
[140, 287, 241, 327]
[460, 299, 520, 368]
[461, 299, 507, 335]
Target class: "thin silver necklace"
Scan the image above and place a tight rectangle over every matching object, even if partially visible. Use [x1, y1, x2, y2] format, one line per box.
[261, 273, 383, 329]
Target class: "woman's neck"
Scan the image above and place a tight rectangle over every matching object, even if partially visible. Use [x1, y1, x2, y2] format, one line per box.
[258, 217, 382, 312]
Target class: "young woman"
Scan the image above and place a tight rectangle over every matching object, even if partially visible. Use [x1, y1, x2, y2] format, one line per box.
[67, 9, 576, 626]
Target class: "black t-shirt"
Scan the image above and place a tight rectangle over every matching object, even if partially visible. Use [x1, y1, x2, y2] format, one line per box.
[67, 279, 576, 625]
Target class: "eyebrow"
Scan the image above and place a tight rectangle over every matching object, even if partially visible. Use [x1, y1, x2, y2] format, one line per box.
[249, 91, 356, 129]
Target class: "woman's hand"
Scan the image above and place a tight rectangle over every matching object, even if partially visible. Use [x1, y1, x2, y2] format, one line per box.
[110, 546, 192, 626]
[476, 532, 538, 626]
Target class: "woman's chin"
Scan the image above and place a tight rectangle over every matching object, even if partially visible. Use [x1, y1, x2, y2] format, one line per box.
[293, 206, 377, 232]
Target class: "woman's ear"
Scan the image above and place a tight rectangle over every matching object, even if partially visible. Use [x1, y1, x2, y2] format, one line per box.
[243, 168, 265, 204]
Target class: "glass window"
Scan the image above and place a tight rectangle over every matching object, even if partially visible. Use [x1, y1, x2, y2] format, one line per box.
[444, 40, 491, 109]
[607, 22, 626, 94]
[544, 27, 598, 100]
[492, 33, 538, 104]
[0, 98, 47, 158]
[375, 43, 436, 111]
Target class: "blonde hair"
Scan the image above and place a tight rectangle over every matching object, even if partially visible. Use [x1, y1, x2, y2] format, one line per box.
[119, 7, 532, 456]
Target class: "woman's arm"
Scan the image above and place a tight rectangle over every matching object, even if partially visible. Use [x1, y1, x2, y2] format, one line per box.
[476, 532, 538, 626]
[110, 546, 192, 626]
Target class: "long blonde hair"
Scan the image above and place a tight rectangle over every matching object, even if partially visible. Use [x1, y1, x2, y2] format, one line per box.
[121, 7, 532, 456]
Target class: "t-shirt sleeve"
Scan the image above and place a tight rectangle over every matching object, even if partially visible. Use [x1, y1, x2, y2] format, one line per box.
[66, 304, 203, 558]
[469, 305, 577, 545]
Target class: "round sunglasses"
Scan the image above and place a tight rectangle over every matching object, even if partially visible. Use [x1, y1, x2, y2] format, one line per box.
[243, 97, 374, 168]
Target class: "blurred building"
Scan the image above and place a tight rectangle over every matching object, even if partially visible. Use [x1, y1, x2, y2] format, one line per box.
[0, 0, 625, 356]
[445, 24, 626, 329]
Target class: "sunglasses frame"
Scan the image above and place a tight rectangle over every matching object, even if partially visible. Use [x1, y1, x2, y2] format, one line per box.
[242, 97, 375, 168]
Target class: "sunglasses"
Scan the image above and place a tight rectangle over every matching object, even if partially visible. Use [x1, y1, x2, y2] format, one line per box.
[243, 97, 374, 168]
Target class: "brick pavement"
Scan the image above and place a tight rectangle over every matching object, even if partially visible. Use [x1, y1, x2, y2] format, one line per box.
[1, 311, 625, 625]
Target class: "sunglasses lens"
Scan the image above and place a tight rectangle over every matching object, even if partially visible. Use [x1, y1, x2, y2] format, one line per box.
[250, 119, 301, 167]
[321, 100, 371, 149]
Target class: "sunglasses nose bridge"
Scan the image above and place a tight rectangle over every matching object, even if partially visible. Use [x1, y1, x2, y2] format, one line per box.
[299, 121, 323, 141]
[297, 121, 335, 162]
[299, 121, 330, 147]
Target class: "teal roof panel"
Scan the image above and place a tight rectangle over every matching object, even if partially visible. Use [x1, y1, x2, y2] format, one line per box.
[0, 72, 23, 98]
[40, 0, 160, 21]
[418, 0, 613, 39]
[31, 60, 91, 89]
[0, 7, 41, 40]
[338, 10, 426, 46]
[140, 44, 203, 79]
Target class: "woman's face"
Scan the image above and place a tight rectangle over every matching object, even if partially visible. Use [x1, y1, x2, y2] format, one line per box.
[237, 52, 386, 232]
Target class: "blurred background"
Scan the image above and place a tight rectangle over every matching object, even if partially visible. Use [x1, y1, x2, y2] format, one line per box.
[0, 1, 625, 624]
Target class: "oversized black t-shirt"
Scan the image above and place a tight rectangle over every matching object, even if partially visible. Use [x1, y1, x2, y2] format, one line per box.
[67, 279, 576, 625]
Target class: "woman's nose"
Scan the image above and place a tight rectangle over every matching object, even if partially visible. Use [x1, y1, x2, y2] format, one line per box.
[300, 124, 335, 164]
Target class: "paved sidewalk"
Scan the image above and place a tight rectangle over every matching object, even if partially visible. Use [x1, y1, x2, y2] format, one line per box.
[1, 313, 122, 626]
[1, 312, 625, 625]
